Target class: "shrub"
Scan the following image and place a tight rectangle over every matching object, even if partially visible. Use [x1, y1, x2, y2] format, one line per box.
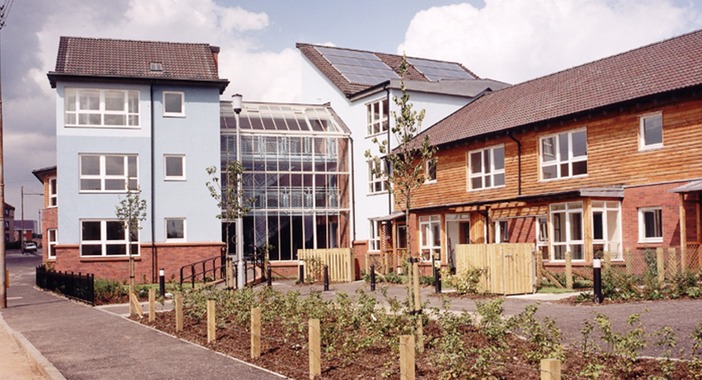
[94, 278, 127, 304]
[442, 267, 485, 295]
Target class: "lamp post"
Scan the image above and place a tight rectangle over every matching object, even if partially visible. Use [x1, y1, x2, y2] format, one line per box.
[20, 186, 42, 253]
[232, 94, 245, 289]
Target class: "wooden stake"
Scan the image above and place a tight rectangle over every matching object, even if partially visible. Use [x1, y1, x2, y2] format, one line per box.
[251, 307, 261, 359]
[309, 318, 321, 379]
[400, 334, 415, 380]
[565, 251, 573, 290]
[412, 261, 423, 353]
[148, 288, 155, 322]
[540, 358, 561, 380]
[175, 292, 183, 332]
[129, 291, 143, 317]
[207, 299, 216, 343]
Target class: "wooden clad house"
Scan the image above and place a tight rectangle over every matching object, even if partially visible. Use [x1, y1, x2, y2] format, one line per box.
[397, 30, 702, 272]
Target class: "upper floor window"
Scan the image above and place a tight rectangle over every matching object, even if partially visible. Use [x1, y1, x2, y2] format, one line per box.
[540, 129, 587, 180]
[640, 112, 663, 150]
[469, 145, 504, 190]
[638, 207, 663, 243]
[368, 159, 388, 194]
[65, 88, 139, 128]
[425, 158, 437, 183]
[163, 91, 185, 117]
[49, 177, 57, 207]
[164, 155, 186, 180]
[366, 98, 389, 136]
[80, 154, 138, 192]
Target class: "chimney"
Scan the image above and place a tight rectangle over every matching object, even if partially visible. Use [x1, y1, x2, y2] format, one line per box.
[210, 45, 220, 75]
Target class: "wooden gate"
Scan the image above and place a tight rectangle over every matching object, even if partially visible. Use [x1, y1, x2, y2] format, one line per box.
[298, 248, 354, 282]
[455, 243, 535, 295]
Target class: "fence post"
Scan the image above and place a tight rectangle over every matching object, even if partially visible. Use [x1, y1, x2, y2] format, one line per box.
[540, 358, 561, 380]
[148, 288, 156, 322]
[251, 307, 261, 359]
[175, 292, 183, 332]
[565, 251, 573, 290]
[656, 247, 665, 285]
[207, 299, 216, 343]
[400, 334, 415, 380]
[309, 318, 321, 379]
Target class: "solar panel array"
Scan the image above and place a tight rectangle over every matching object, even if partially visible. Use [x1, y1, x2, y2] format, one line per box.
[315, 46, 399, 86]
[406, 57, 475, 81]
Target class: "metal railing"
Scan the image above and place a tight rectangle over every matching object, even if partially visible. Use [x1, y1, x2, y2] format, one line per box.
[36, 266, 95, 305]
[179, 252, 227, 288]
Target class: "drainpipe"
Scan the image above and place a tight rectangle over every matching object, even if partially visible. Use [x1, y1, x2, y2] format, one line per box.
[385, 88, 392, 214]
[150, 83, 157, 283]
[349, 136, 356, 244]
[507, 131, 522, 196]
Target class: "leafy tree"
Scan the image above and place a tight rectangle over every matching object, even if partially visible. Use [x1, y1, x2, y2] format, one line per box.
[206, 161, 250, 257]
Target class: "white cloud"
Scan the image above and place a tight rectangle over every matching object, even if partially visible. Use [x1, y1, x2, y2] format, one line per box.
[399, 0, 702, 84]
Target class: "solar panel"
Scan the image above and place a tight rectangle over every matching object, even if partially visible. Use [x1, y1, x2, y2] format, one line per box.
[316, 46, 399, 86]
[406, 57, 475, 81]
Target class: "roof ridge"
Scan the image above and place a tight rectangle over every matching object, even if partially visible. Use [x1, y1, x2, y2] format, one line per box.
[61, 35, 212, 47]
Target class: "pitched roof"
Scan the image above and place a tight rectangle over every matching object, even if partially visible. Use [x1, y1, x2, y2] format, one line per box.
[297, 43, 490, 98]
[48, 36, 229, 92]
[420, 29, 702, 147]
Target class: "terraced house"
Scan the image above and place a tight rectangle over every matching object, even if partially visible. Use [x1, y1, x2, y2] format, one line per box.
[397, 30, 702, 274]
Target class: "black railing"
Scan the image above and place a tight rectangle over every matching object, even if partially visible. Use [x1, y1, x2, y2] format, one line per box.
[36, 266, 95, 305]
[179, 251, 227, 288]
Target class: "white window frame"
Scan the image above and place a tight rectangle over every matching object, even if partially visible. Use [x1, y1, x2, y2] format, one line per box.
[368, 159, 388, 194]
[80, 219, 139, 257]
[366, 98, 389, 137]
[549, 202, 584, 261]
[425, 158, 437, 184]
[468, 145, 505, 191]
[163, 91, 185, 117]
[494, 220, 509, 243]
[64, 88, 139, 128]
[49, 177, 57, 207]
[164, 154, 186, 181]
[165, 218, 186, 242]
[540, 129, 587, 181]
[47, 228, 58, 259]
[369, 220, 381, 252]
[638, 207, 663, 243]
[79, 154, 138, 193]
[419, 215, 441, 262]
[639, 112, 663, 151]
[592, 201, 623, 259]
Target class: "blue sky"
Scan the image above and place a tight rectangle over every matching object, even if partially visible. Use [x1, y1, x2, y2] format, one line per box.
[1, 0, 701, 226]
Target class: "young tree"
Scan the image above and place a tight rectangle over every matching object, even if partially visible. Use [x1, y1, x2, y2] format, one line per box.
[205, 160, 249, 257]
[115, 188, 147, 314]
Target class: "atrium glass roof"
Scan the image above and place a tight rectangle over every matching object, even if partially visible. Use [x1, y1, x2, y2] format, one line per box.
[406, 57, 475, 81]
[315, 46, 399, 86]
[221, 102, 349, 134]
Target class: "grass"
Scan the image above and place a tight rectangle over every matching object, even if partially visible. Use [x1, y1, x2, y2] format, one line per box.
[537, 286, 585, 294]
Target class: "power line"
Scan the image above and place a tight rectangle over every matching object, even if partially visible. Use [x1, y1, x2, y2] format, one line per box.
[0, 0, 15, 30]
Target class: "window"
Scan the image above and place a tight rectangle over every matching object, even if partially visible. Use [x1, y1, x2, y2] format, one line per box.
[80, 220, 138, 257]
[163, 92, 185, 116]
[425, 158, 437, 183]
[540, 129, 587, 180]
[536, 216, 549, 260]
[640, 112, 663, 150]
[65, 88, 139, 127]
[469, 145, 505, 190]
[164, 155, 185, 180]
[165, 218, 186, 241]
[366, 98, 389, 136]
[47, 229, 57, 259]
[49, 177, 57, 207]
[368, 159, 388, 194]
[80, 154, 138, 192]
[419, 215, 441, 261]
[550, 202, 584, 260]
[369, 220, 380, 251]
[494, 220, 509, 243]
[639, 207, 663, 243]
[592, 201, 622, 258]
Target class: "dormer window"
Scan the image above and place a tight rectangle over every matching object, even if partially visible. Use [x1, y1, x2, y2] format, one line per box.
[150, 62, 163, 72]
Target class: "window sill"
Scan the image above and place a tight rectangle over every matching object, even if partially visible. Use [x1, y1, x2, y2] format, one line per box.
[164, 178, 187, 182]
[365, 131, 388, 139]
[467, 185, 506, 192]
[539, 174, 588, 183]
[638, 145, 664, 153]
[367, 191, 389, 196]
[424, 180, 437, 185]
[65, 125, 141, 129]
[163, 113, 186, 118]
[637, 240, 663, 245]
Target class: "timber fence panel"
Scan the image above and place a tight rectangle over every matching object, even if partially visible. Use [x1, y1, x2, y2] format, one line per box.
[298, 248, 354, 282]
[456, 243, 534, 295]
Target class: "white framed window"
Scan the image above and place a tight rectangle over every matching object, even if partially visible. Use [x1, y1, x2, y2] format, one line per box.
[369, 220, 380, 251]
[425, 158, 437, 183]
[366, 98, 389, 136]
[638, 207, 663, 243]
[165, 218, 186, 241]
[468, 145, 505, 190]
[550, 202, 584, 261]
[540, 129, 587, 180]
[368, 159, 388, 194]
[592, 201, 622, 259]
[49, 177, 57, 207]
[47, 228, 58, 259]
[419, 215, 441, 262]
[65, 88, 139, 128]
[163, 91, 185, 117]
[536, 216, 549, 260]
[164, 155, 186, 180]
[80, 154, 138, 192]
[494, 220, 509, 243]
[639, 112, 663, 150]
[80, 220, 138, 257]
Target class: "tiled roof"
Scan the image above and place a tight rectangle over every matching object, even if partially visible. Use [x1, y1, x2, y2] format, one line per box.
[297, 43, 480, 98]
[48, 36, 228, 90]
[420, 29, 702, 147]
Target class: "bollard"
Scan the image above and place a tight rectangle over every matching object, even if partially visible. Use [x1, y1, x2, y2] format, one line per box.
[267, 266, 272, 287]
[323, 265, 329, 291]
[370, 264, 376, 292]
[159, 268, 165, 297]
[593, 259, 603, 303]
[298, 259, 305, 284]
[434, 260, 441, 294]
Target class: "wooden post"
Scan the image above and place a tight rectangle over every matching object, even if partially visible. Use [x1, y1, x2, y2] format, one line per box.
[175, 292, 183, 332]
[625, 248, 633, 275]
[603, 251, 611, 271]
[226, 256, 233, 292]
[308, 318, 321, 379]
[680, 193, 687, 268]
[583, 199, 593, 262]
[251, 307, 261, 360]
[668, 248, 678, 278]
[535, 250, 542, 286]
[540, 358, 561, 380]
[412, 260, 423, 352]
[207, 299, 216, 343]
[148, 288, 155, 322]
[656, 247, 665, 285]
[565, 251, 573, 290]
[399, 334, 415, 380]
[129, 291, 143, 318]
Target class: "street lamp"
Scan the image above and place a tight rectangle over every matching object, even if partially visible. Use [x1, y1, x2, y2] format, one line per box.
[232, 94, 245, 289]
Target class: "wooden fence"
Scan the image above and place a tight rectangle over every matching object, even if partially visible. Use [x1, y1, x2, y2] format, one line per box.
[456, 243, 535, 295]
[297, 248, 354, 282]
